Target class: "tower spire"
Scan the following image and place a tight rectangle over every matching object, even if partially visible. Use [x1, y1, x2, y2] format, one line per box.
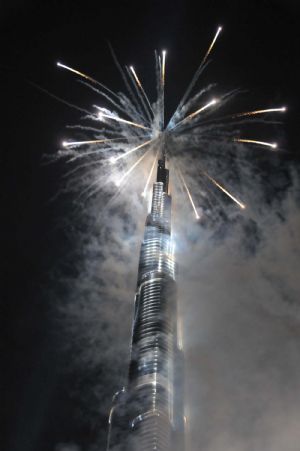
[156, 156, 169, 193]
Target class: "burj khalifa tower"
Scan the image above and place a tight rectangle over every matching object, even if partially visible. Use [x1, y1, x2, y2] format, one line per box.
[107, 156, 184, 451]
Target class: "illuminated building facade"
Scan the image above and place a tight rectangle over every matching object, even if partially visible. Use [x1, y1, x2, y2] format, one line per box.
[107, 158, 184, 451]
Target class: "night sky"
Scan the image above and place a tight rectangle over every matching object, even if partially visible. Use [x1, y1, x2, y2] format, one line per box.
[2, 1, 300, 451]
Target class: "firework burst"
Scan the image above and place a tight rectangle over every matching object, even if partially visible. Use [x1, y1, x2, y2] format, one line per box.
[57, 26, 286, 220]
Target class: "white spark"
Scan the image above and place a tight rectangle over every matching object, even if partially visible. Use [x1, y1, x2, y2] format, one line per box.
[111, 139, 154, 164]
[178, 169, 200, 220]
[98, 111, 151, 130]
[234, 138, 278, 149]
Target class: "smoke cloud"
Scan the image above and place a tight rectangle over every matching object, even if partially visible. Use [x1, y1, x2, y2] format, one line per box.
[53, 156, 300, 450]
[177, 180, 300, 451]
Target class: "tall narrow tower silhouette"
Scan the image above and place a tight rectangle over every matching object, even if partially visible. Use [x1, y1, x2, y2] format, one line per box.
[107, 157, 184, 451]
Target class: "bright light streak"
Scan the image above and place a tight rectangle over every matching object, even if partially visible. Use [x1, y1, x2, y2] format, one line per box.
[141, 151, 159, 197]
[234, 107, 286, 118]
[202, 25, 223, 66]
[111, 139, 154, 164]
[184, 414, 190, 434]
[98, 112, 151, 130]
[160, 50, 167, 130]
[129, 66, 154, 117]
[167, 25, 222, 127]
[234, 138, 277, 149]
[172, 99, 218, 130]
[115, 150, 150, 187]
[57, 62, 97, 83]
[129, 66, 142, 88]
[62, 138, 123, 147]
[203, 171, 246, 209]
[162, 50, 167, 86]
[177, 318, 183, 351]
[178, 169, 200, 219]
[108, 407, 115, 424]
[186, 98, 218, 120]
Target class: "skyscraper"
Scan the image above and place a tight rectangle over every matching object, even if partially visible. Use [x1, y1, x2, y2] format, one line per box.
[107, 157, 184, 451]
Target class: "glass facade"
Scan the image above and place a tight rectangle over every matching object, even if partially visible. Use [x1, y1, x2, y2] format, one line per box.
[107, 159, 184, 451]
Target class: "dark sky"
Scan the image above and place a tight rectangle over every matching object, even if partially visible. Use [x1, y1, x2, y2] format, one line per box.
[2, 1, 300, 451]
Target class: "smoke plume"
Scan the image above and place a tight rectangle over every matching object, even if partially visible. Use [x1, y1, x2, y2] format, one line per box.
[53, 155, 300, 450]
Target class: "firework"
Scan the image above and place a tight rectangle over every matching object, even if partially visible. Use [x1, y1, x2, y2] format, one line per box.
[57, 26, 285, 219]
[141, 149, 159, 197]
[177, 168, 200, 219]
[115, 150, 150, 188]
[201, 170, 246, 210]
[234, 139, 278, 149]
[233, 107, 286, 118]
[110, 139, 154, 164]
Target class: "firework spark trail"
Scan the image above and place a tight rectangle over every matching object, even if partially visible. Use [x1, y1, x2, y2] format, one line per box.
[202, 170, 246, 209]
[159, 50, 167, 131]
[184, 98, 218, 120]
[177, 316, 183, 350]
[141, 150, 159, 197]
[181, 104, 286, 134]
[177, 83, 217, 117]
[198, 173, 226, 211]
[98, 111, 151, 130]
[115, 149, 150, 187]
[110, 139, 155, 164]
[233, 107, 286, 118]
[129, 66, 143, 88]
[129, 66, 155, 119]
[234, 138, 278, 149]
[57, 62, 121, 102]
[62, 138, 126, 148]
[117, 91, 150, 126]
[160, 50, 167, 130]
[168, 26, 222, 125]
[65, 147, 119, 164]
[79, 80, 143, 122]
[66, 124, 110, 134]
[57, 62, 98, 83]
[108, 43, 147, 121]
[154, 50, 160, 95]
[126, 66, 152, 123]
[161, 50, 166, 87]
[172, 89, 243, 134]
[202, 26, 223, 64]
[170, 98, 218, 130]
[177, 168, 200, 219]
[91, 111, 144, 141]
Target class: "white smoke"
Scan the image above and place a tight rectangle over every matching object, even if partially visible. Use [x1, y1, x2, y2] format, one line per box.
[53, 151, 300, 451]
[177, 179, 300, 451]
